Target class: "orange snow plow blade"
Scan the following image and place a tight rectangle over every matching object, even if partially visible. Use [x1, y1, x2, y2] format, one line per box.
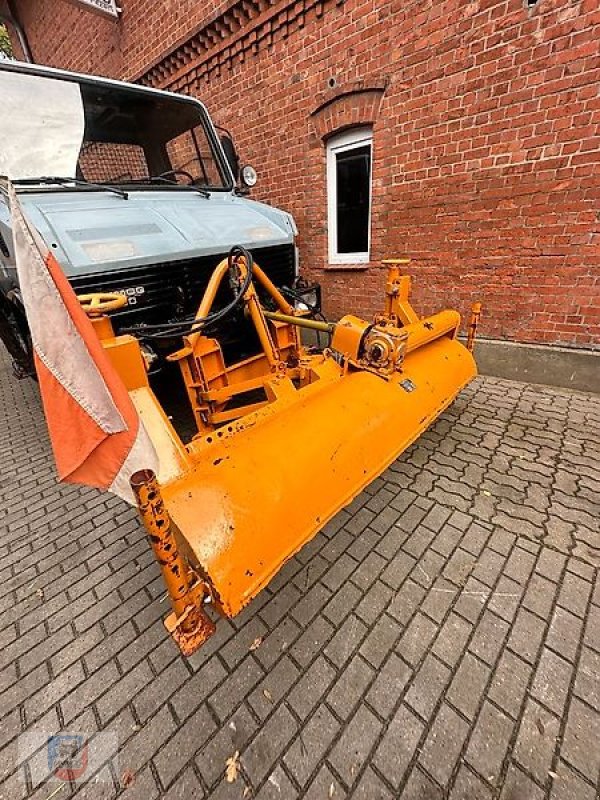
[162, 333, 475, 617]
[82, 254, 478, 654]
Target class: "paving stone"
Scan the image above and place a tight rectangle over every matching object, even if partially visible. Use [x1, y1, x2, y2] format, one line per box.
[241, 704, 297, 785]
[328, 704, 382, 789]
[289, 614, 335, 667]
[216, 615, 268, 671]
[322, 583, 362, 627]
[324, 614, 367, 668]
[354, 580, 393, 626]
[60, 659, 120, 723]
[387, 579, 426, 625]
[248, 654, 300, 720]
[499, 763, 545, 800]
[536, 549, 567, 583]
[253, 766, 297, 800]
[488, 650, 532, 719]
[561, 697, 600, 783]
[96, 659, 154, 724]
[350, 767, 394, 799]
[508, 607, 546, 665]
[530, 647, 573, 716]
[153, 704, 216, 789]
[419, 703, 470, 787]
[117, 706, 177, 779]
[283, 704, 339, 786]
[365, 653, 412, 719]
[372, 703, 424, 789]
[549, 758, 597, 800]
[513, 698, 560, 785]
[453, 576, 488, 624]
[359, 613, 400, 668]
[195, 703, 258, 787]
[3, 352, 600, 800]
[119, 764, 161, 800]
[449, 765, 494, 800]
[465, 700, 515, 783]
[170, 654, 227, 721]
[396, 612, 438, 667]
[208, 654, 263, 723]
[432, 611, 472, 667]
[401, 766, 444, 800]
[573, 646, 600, 712]
[303, 765, 346, 800]
[503, 547, 537, 585]
[133, 658, 190, 723]
[523, 573, 559, 620]
[290, 582, 332, 627]
[405, 653, 451, 721]
[558, 572, 593, 619]
[469, 610, 510, 667]
[326, 654, 374, 719]
[546, 606, 584, 663]
[447, 652, 491, 720]
[287, 656, 337, 720]
[254, 616, 302, 670]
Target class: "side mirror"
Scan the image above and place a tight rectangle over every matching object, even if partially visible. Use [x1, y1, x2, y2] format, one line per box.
[220, 134, 240, 182]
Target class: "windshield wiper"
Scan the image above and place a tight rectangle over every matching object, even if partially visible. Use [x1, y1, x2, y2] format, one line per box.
[147, 176, 210, 198]
[13, 176, 128, 200]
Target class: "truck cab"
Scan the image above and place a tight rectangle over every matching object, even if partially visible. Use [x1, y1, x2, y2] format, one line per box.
[0, 61, 314, 380]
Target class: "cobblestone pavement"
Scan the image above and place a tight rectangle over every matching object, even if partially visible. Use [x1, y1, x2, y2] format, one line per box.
[1, 343, 599, 800]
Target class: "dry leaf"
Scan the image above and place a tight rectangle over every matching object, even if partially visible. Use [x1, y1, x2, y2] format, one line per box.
[548, 771, 558, 779]
[263, 689, 273, 702]
[536, 718, 545, 735]
[121, 770, 135, 788]
[243, 788, 251, 798]
[329, 781, 335, 798]
[249, 637, 263, 651]
[225, 751, 240, 783]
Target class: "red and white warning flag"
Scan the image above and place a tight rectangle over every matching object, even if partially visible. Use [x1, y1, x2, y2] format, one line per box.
[9, 183, 158, 503]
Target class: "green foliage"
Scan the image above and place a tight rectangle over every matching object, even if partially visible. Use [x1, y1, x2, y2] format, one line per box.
[0, 24, 13, 58]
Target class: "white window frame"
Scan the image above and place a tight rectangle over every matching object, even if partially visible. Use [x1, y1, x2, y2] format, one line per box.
[326, 127, 373, 265]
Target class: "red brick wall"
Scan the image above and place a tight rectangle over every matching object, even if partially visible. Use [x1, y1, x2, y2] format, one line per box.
[9, 0, 600, 348]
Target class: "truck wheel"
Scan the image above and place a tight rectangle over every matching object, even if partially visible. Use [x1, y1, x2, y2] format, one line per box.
[0, 300, 35, 379]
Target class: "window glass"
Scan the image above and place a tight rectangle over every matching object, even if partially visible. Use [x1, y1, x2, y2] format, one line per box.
[0, 68, 231, 189]
[79, 142, 149, 182]
[336, 144, 371, 254]
[165, 127, 223, 186]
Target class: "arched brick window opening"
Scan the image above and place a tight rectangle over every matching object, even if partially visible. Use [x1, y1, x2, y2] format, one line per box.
[309, 83, 386, 269]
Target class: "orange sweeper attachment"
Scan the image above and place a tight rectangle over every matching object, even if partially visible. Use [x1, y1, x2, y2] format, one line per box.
[78, 251, 479, 655]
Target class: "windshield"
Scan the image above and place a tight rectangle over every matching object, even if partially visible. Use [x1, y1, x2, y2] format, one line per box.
[0, 69, 230, 190]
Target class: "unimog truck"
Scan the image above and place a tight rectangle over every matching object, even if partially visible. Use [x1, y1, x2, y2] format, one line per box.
[0, 61, 316, 380]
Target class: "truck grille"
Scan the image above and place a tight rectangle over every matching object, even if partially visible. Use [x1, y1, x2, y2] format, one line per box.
[69, 244, 296, 330]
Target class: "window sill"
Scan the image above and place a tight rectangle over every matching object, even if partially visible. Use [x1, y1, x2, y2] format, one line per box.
[324, 261, 371, 271]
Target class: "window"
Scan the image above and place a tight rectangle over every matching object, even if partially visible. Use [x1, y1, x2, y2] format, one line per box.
[327, 128, 372, 264]
[79, 142, 149, 183]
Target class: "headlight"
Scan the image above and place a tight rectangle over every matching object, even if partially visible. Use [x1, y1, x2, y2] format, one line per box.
[241, 164, 258, 187]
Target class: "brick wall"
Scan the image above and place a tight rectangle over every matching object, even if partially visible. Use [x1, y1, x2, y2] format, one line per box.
[8, 0, 600, 348]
